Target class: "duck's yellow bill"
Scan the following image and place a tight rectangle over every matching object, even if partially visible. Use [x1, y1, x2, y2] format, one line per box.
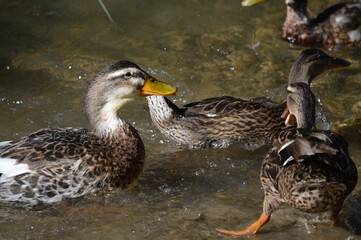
[140, 75, 177, 96]
[241, 0, 265, 7]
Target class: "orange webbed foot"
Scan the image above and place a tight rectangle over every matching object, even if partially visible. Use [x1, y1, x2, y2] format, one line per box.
[329, 215, 337, 227]
[217, 228, 256, 236]
[217, 213, 270, 236]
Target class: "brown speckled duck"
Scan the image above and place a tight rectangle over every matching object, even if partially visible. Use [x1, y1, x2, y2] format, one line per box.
[147, 49, 350, 149]
[243, 0, 361, 46]
[283, 0, 361, 46]
[0, 61, 176, 205]
[217, 82, 358, 236]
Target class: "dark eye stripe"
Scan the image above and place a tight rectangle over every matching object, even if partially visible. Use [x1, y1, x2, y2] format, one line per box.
[133, 72, 144, 79]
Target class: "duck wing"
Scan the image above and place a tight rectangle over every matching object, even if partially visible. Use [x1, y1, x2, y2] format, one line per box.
[310, 3, 347, 26]
[183, 96, 285, 117]
[312, 2, 361, 39]
[278, 129, 354, 173]
[0, 127, 94, 170]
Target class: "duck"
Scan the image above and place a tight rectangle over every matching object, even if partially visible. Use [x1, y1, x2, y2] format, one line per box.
[243, 0, 361, 46]
[0, 60, 177, 205]
[217, 82, 358, 236]
[147, 49, 350, 149]
[282, 0, 361, 46]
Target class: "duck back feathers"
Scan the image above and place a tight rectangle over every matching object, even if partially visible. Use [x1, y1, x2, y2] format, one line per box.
[270, 128, 357, 213]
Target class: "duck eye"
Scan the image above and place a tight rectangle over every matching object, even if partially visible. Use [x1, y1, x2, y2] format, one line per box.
[124, 72, 132, 78]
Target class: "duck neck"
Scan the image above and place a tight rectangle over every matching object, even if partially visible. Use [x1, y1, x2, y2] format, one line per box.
[146, 96, 175, 126]
[288, 64, 313, 85]
[296, 114, 315, 129]
[285, 0, 309, 25]
[296, 94, 316, 130]
[86, 98, 133, 138]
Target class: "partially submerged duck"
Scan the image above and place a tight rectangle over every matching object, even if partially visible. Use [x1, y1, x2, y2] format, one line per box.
[0, 61, 176, 205]
[283, 0, 361, 46]
[217, 82, 358, 235]
[147, 49, 350, 149]
[243, 0, 361, 47]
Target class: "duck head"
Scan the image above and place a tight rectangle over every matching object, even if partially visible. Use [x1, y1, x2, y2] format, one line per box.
[288, 49, 351, 85]
[84, 61, 177, 136]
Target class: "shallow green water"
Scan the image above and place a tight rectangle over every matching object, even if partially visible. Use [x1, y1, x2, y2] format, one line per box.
[0, 0, 361, 239]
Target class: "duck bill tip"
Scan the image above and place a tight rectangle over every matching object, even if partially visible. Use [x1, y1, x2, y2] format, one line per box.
[285, 113, 297, 126]
[329, 57, 351, 69]
[140, 77, 177, 96]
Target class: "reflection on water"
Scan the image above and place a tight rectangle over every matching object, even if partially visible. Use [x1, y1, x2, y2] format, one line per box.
[0, 0, 360, 239]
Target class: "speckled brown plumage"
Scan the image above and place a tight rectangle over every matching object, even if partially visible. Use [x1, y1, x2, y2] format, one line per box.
[282, 0, 361, 46]
[262, 127, 357, 217]
[148, 96, 286, 149]
[217, 82, 357, 236]
[147, 49, 350, 150]
[0, 60, 176, 205]
[0, 126, 144, 204]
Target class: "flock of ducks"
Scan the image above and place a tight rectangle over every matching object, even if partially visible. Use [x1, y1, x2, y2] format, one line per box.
[0, 0, 360, 236]
[147, 49, 351, 149]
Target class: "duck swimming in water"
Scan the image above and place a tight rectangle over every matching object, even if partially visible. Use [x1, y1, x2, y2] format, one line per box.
[282, 0, 361, 46]
[0, 61, 176, 205]
[242, 0, 361, 46]
[147, 49, 350, 149]
[217, 82, 358, 235]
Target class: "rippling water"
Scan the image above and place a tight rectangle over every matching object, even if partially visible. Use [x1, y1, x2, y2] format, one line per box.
[0, 0, 360, 239]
